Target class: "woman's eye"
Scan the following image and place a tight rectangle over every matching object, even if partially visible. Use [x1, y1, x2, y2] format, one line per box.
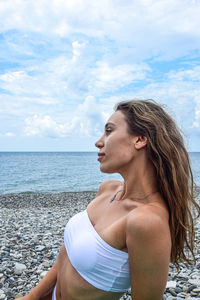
[105, 128, 112, 134]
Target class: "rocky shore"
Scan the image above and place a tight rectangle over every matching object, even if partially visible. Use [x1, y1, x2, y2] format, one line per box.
[0, 192, 199, 300]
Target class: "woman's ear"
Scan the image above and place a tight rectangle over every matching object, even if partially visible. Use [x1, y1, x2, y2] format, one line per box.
[133, 136, 147, 150]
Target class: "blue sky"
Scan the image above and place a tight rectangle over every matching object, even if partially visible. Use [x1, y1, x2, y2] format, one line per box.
[0, 0, 200, 151]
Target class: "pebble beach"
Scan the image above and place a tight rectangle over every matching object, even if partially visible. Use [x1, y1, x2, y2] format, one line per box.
[0, 192, 200, 300]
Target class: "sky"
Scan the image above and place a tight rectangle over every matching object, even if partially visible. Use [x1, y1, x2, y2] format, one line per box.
[0, 0, 200, 152]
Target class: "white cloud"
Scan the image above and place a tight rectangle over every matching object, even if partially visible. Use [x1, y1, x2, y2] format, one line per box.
[167, 66, 200, 81]
[0, 0, 200, 61]
[0, 70, 59, 104]
[193, 107, 200, 129]
[3, 61, 200, 140]
[24, 114, 76, 137]
[0, 46, 150, 116]
[90, 61, 150, 93]
[72, 41, 86, 62]
[96, 64, 200, 135]
[5, 132, 15, 137]
[193, 95, 200, 129]
[23, 96, 109, 138]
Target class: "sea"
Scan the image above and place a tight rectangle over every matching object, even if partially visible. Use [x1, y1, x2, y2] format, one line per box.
[0, 152, 200, 195]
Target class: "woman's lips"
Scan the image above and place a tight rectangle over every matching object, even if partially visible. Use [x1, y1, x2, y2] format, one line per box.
[97, 153, 105, 162]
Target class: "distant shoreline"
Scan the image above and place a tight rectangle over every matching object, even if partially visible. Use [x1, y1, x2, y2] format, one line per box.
[0, 191, 97, 209]
[0, 187, 199, 208]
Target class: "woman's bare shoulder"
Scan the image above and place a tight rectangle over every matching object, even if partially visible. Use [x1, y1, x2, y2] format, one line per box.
[126, 204, 170, 241]
[96, 180, 123, 196]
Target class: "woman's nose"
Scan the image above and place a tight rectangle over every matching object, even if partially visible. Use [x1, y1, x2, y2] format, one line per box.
[95, 136, 104, 149]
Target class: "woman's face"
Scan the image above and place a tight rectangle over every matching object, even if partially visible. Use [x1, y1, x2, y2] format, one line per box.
[95, 110, 138, 174]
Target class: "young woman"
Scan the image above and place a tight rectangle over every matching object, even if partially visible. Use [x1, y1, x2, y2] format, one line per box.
[17, 100, 200, 300]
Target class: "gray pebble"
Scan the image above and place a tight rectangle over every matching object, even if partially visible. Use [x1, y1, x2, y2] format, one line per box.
[14, 262, 26, 275]
[188, 285, 198, 292]
[168, 288, 177, 296]
[188, 279, 200, 286]
[174, 287, 182, 293]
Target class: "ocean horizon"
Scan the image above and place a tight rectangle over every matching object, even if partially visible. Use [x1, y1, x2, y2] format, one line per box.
[0, 151, 200, 195]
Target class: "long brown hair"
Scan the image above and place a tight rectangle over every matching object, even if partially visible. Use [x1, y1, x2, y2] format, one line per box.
[115, 99, 200, 267]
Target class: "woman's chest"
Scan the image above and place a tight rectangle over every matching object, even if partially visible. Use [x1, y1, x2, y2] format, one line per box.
[86, 199, 135, 252]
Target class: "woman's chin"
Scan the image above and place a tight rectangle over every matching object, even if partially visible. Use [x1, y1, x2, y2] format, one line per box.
[100, 164, 116, 174]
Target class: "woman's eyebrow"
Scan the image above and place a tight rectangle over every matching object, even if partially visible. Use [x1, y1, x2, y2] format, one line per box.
[105, 122, 115, 129]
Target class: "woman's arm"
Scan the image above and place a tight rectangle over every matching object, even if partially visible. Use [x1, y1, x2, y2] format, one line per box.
[126, 207, 171, 300]
[15, 261, 58, 300]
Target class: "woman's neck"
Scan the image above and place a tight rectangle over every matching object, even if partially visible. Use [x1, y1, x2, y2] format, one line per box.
[118, 153, 158, 202]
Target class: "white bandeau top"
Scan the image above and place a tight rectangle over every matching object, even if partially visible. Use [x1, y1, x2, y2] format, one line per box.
[64, 209, 131, 292]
